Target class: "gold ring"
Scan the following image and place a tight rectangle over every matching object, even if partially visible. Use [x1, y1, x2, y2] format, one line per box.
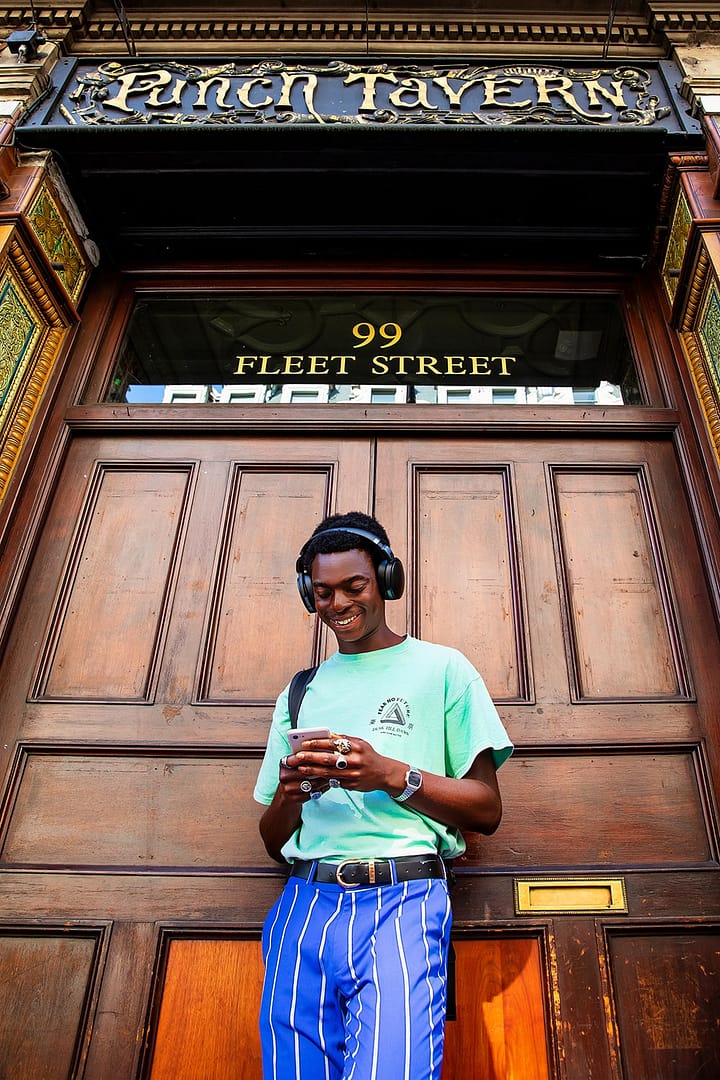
[333, 737, 352, 755]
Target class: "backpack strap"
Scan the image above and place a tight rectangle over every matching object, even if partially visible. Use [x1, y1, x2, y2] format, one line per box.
[288, 665, 319, 729]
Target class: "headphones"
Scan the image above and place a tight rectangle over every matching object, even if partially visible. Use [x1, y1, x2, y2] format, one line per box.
[295, 527, 405, 613]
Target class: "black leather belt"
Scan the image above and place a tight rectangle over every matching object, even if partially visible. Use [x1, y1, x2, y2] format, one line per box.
[290, 854, 446, 888]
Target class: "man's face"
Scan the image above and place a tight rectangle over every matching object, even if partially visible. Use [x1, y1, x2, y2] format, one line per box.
[310, 548, 390, 653]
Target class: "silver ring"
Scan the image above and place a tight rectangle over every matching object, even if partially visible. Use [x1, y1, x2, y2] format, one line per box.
[328, 777, 341, 788]
[335, 754, 348, 770]
[280, 755, 291, 769]
[310, 790, 323, 800]
[300, 779, 313, 793]
[333, 737, 352, 755]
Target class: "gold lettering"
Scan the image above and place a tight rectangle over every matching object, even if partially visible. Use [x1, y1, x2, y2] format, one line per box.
[443, 355, 468, 375]
[234, 355, 258, 375]
[344, 72, 398, 112]
[469, 356, 492, 376]
[481, 77, 530, 108]
[372, 355, 390, 375]
[533, 75, 594, 118]
[194, 77, 233, 109]
[307, 356, 330, 375]
[388, 78, 438, 111]
[237, 77, 274, 109]
[258, 355, 281, 376]
[494, 355, 517, 376]
[583, 78, 626, 112]
[103, 69, 176, 114]
[389, 356, 413, 375]
[432, 76, 484, 109]
[332, 356, 353, 376]
[417, 355, 441, 377]
[277, 72, 321, 122]
[282, 355, 304, 375]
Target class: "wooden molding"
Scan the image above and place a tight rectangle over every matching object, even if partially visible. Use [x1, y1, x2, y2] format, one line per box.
[0, 4, 666, 56]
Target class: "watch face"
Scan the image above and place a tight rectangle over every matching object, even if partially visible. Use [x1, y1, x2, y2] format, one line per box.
[407, 769, 422, 788]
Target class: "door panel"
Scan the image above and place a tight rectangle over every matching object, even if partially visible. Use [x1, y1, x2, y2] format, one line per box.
[200, 466, 332, 701]
[607, 927, 720, 1080]
[551, 468, 687, 700]
[0, 428, 718, 1079]
[149, 938, 265, 1080]
[3, 749, 267, 869]
[0, 927, 105, 1079]
[463, 745, 713, 868]
[36, 464, 193, 701]
[442, 936, 551, 1080]
[414, 467, 529, 701]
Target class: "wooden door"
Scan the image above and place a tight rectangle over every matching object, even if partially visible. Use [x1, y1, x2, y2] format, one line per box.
[377, 435, 720, 1080]
[0, 427, 718, 1079]
[0, 432, 370, 1079]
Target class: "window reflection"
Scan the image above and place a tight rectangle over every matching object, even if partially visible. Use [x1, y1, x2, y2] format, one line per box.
[141, 381, 628, 405]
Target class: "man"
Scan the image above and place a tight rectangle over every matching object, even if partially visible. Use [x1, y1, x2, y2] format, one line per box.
[254, 510, 512, 1080]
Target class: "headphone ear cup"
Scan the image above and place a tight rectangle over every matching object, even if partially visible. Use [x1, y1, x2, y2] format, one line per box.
[296, 571, 316, 613]
[378, 557, 405, 601]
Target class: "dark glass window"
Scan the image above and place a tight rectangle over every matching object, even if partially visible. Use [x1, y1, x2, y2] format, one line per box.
[105, 293, 641, 406]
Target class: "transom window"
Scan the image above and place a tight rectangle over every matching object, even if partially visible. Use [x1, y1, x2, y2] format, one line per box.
[105, 293, 641, 405]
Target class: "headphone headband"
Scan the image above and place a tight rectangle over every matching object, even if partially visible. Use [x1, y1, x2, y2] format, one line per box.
[296, 527, 394, 572]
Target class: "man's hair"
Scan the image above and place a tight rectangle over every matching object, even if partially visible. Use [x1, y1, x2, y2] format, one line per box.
[300, 511, 392, 574]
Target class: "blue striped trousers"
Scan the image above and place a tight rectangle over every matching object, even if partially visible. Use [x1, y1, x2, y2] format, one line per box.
[260, 875, 452, 1080]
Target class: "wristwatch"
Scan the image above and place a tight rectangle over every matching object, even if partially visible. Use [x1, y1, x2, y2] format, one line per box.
[393, 767, 423, 803]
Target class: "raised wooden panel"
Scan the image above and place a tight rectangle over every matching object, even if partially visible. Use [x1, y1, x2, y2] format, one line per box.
[462, 747, 714, 868]
[0, 927, 104, 1078]
[608, 927, 720, 1079]
[148, 937, 264, 1080]
[34, 464, 193, 702]
[414, 467, 529, 701]
[442, 936, 550, 1079]
[551, 468, 686, 701]
[1, 749, 266, 868]
[200, 467, 328, 702]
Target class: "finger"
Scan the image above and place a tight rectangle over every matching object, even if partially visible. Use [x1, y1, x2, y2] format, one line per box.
[299, 738, 335, 752]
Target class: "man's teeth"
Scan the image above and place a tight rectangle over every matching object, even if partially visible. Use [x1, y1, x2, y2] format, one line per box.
[335, 614, 358, 626]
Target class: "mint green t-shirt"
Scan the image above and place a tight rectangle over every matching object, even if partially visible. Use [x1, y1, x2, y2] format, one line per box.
[253, 636, 513, 862]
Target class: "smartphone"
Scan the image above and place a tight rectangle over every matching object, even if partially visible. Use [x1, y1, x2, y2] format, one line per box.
[288, 726, 332, 752]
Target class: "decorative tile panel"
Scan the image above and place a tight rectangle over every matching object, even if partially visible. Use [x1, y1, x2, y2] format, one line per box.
[0, 275, 42, 430]
[662, 188, 692, 304]
[27, 182, 89, 304]
[698, 281, 720, 405]
[681, 264, 720, 468]
[0, 230, 70, 504]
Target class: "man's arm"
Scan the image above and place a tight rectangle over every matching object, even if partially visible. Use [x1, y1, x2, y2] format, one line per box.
[293, 741, 503, 835]
[259, 789, 301, 864]
[258, 758, 323, 863]
[390, 748, 502, 835]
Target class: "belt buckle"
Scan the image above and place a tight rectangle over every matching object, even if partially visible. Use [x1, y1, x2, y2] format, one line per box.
[336, 859, 375, 887]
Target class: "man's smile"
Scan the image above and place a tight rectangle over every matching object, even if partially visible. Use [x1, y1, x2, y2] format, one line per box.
[331, 612, 361, 627]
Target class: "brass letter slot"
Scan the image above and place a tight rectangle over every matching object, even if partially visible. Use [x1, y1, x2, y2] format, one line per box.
[514, 877, 628, 915]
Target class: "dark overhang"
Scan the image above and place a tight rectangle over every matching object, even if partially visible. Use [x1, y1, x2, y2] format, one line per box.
[16, 56, 704, 266]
